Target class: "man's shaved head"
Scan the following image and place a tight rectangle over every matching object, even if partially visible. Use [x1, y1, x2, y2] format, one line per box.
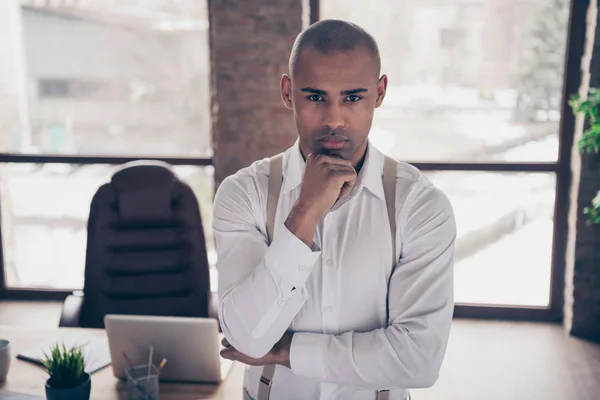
[289, 19, 381, 78]
[281, 19, 388, 167]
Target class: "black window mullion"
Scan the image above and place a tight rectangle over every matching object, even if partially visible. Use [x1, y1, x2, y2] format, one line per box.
[0, 154, 212, 166]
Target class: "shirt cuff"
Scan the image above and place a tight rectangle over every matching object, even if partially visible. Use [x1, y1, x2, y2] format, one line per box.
[264, 224, 321, 289]
[289, 332, 328, 381]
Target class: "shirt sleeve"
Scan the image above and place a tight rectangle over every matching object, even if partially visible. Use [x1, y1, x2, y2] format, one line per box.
[289, 180, 455, 389]
[214, 174, 321, 359]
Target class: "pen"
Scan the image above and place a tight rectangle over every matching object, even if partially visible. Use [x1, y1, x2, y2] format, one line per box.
[156, 358, 168, 374]
[147, 345, 154, 377]
[122, 351, 135, 370]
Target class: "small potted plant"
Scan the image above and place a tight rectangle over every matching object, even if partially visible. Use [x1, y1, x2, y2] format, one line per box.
[41, 342, 91, 400]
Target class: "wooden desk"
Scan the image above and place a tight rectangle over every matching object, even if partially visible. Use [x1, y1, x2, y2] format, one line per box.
[0, 326, 244, 399]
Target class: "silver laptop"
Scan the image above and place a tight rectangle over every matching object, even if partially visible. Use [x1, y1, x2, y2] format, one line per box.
[104, 314, 232, 383]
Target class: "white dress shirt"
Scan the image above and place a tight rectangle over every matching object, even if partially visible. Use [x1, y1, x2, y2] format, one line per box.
[213, 141, 456, 400]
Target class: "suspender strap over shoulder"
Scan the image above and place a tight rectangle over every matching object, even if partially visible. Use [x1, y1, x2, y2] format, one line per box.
[266, 153, 284, 244]
[257, 364, 276, 400]
[383, 155, 397, 267]
[258, 152, 282, 400]
[257, 152, 398, 400]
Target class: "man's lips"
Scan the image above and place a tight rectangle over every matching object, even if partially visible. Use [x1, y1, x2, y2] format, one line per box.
[318, 136, 348, 150]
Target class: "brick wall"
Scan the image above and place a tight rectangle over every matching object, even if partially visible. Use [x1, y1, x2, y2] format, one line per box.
[565, 0, 600, 342]
[208, 0, 308, 188]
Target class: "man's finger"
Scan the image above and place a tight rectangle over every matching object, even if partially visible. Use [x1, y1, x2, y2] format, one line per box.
[323, 163, 355, 172]
[339, 183, 353, 198]
[338, 176, 357, 197]
[314, 154, 353, 167]
[220, 347, 270, 366]
[221, 337, 231, 348]
[323, 164, 356, 178]
[220, 347, 236, 360]
[328, 168, 357, 183]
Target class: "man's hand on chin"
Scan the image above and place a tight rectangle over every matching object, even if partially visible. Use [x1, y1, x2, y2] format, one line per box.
[220, 332, 293, 368]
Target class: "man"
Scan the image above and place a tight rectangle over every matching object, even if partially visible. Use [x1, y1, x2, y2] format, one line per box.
[213, 19, 456, 400]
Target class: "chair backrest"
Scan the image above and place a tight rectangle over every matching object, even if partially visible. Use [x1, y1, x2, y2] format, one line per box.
[80, 161, 211, 328]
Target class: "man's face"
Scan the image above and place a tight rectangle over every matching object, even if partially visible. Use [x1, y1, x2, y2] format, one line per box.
[281, 46, 388, 164]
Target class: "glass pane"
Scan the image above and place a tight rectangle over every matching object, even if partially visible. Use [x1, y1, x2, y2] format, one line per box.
[0, 163, 216, 290]
[1, 0, 211, 157]
[424, 171, 556, 307]
[320, 0, 571, 162]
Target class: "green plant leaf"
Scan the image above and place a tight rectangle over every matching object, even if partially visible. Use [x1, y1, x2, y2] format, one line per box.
[575, 100, 592, 113]
[592, 191, 600, 208]
[583, 190, 600, 225]
[569, 95, 581, 111]
[42, 341, 87, 389]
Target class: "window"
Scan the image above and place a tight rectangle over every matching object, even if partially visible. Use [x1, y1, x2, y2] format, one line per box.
[1, 0, 214, 293]
[320, 0, 576, 314]
[426, 171, 555, 306]
[322, 0, 570, 163]
[0, 163, 215, 290]
[11, 0, 212, 158]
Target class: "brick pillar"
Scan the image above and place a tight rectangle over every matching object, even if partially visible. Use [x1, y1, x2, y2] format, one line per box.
[565, 0, 600, 342]
[209, 0, 310, 188]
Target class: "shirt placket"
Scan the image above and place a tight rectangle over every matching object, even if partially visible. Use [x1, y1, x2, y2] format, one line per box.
[320, 212, 339, 335]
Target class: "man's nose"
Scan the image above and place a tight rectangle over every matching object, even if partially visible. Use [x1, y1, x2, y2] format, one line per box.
[322, 102, 345, 131]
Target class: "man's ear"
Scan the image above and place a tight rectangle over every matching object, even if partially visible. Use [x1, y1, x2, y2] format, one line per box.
[281, 74, 293, 109]
[375, 74, 388, 108]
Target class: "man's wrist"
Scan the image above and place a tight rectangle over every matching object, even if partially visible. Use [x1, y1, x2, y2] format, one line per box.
[274, 332, 293, 368]
[285, 203, 319, 248]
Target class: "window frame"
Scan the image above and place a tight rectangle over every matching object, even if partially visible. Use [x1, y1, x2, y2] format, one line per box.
[313, 0, 587, 322]
[0, 154, 212, 300]
[0, 0, 589, 324]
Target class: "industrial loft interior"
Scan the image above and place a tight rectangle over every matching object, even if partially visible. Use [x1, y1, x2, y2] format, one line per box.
[0, 1, 599, 400]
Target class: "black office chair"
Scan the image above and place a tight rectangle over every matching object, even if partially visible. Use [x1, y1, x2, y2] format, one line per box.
[59, 160, 217, 328]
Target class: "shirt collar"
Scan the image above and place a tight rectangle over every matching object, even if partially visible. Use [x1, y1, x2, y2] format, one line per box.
[281, 139, 386, 200]
[355, 141, 386, 200]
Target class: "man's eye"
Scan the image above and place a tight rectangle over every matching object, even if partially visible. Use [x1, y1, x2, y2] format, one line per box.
[308, 95, 324, 102]
[346, 95, 362, 102]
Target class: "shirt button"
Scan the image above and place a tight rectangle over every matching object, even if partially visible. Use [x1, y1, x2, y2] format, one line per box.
[325, 259, 334, 267]
[277, 300, 285, 307]
[324, 305, 334, 313]
[298, 264, 308, 271]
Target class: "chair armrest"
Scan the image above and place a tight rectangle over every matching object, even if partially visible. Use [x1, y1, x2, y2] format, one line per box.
[59, 291, 84, 327]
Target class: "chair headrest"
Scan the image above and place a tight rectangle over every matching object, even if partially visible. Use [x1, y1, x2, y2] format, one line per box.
[111, 161, 176, 221]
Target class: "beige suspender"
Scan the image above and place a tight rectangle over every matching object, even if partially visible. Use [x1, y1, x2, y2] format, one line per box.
[258, 153, 283, 400]
[383, 155, 397, 266]
[376, 155, 397, 400]
[266, 154, 284, 244]
[258, 152, 397, 400]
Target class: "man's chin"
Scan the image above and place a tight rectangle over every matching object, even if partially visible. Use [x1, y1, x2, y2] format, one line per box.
[313, 147, 352, 160]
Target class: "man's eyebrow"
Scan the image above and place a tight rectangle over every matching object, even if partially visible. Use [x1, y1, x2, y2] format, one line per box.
[300, 87, 369, 96]
[301, 87, 327, 95]
[341, 88, 368, 95]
